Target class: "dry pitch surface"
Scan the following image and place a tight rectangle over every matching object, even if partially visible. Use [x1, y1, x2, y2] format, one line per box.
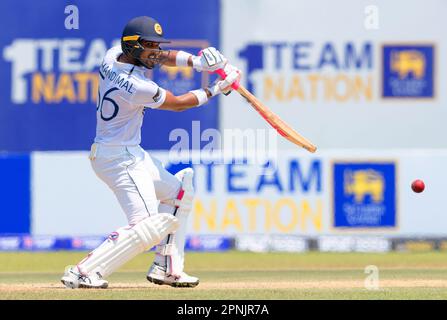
[1, 251, 447, 299]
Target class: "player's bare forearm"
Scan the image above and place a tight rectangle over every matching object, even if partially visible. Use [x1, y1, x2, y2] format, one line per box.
[157, 90, 211, 112]
[162, 50, 193, 67]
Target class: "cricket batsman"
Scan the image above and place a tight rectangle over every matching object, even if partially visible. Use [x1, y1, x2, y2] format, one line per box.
[61, 16, 241, 289]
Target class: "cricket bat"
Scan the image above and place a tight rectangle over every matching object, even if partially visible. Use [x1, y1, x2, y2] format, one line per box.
[215, 69, 317, 153]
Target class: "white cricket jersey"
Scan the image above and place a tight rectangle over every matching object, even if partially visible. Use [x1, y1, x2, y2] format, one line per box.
[94, 46, 167, 146]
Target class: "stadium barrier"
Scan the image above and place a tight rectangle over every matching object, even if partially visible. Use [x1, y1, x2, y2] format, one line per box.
[1, 234, 446, 253]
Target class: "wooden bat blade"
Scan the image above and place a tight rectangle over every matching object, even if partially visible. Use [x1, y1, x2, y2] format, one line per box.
[235, 86, 317, 153]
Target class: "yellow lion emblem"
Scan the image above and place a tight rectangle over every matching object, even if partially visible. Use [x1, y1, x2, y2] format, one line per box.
[154, 23, 163, 35]
[344, 169, 385, 204]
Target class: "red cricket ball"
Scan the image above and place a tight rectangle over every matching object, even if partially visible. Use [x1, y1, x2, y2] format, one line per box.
[411, 179, 425, 193]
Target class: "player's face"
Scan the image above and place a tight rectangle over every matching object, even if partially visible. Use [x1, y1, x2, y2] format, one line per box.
[139, 40, 168, 68]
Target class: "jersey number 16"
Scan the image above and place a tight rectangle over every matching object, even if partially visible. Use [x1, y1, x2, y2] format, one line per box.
[97, 87, 120, 121]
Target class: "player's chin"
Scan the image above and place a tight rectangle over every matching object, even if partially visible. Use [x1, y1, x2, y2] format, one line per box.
[140, 62, 155, 69]
[141, 60, 158, 69]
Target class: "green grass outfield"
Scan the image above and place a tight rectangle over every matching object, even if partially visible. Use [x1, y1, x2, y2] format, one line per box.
[1, 251, 447, 299]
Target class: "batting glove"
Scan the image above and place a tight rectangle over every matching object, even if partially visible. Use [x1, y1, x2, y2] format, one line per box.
[206, 64, 241, 97]
[192, 47, 228, 72]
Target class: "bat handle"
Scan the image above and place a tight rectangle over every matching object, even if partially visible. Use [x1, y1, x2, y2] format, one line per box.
[214, 68, 240, 90]
[198, 50, 240, 90]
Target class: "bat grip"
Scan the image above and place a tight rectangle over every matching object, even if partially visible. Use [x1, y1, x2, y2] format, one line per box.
[214, 68, 240, 90]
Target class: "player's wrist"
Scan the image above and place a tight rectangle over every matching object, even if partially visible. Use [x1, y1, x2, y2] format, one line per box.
[176, 51, 193, 67]
[205, 84, 221, 97]
[191, 55, 203, 71]
[189, 88, 209, 106]
[204, 87, 213, 98]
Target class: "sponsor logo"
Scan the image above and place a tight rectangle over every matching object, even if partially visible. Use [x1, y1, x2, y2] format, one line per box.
[237, 41, 436, 102]
[108, 232, 119, 241]
[235, 235, 308, 252]
[333, 162, 397, 228]
[318, 236, 391, 252]
[152, 88, 162, 103]
[185, 157, 323, 234]
[2, 38, 120, 105]
[238, 41, 374, 102]
[2, 39, 209, 105]
[395, 240, 436, 252]
[72, 236, 106, 250]
[165, 156, 323, 235]
[382, 44, 434, 98]
[185, 235, 232, 251]
[22, 236, 56, 250]
[0, 237, 21, 250]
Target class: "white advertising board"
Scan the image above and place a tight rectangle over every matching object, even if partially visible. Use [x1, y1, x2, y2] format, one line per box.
[220, 0, 447, 149]
[32, 150, 447, 237]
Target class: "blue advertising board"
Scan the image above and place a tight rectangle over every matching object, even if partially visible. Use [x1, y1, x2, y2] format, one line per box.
[0, 0, 220, 151]
[333, 162, 397, 228]
[0, 234, 232, 251]
[382, 44, 435, 98]
[0, 154, 30, 233]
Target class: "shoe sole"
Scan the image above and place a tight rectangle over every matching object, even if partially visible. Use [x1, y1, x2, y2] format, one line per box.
[146, 275, 199, 288]
[78, 282, 109, 289]
[60, 279, 77, 289]
[60, 279, 108, 289]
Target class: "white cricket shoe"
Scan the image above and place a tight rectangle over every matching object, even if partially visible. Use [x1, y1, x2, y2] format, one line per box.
[61, 266, 109, 289]
[146, 264, 199, 288]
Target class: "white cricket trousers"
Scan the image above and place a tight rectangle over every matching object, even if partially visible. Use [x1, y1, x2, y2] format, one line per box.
[89, 143, 181, 225]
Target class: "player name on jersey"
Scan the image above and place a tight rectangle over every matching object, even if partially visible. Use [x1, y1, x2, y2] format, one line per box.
[99, 62, 136, 94]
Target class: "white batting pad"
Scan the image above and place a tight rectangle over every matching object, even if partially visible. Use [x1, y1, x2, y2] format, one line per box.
[77, 213, 179, 278]
[157, 168, 194, 276]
